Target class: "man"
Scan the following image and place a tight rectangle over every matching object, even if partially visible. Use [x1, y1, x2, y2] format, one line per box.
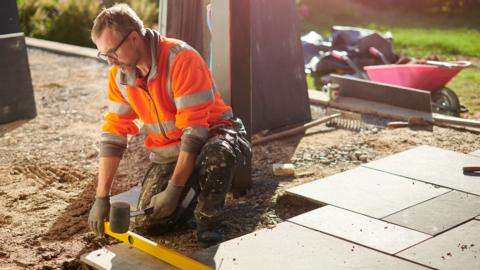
[87, 3, 250, 247]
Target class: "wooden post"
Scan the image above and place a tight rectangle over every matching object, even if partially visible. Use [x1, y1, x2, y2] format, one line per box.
[229, 0, 252, 195]
[158, 0, 168, 36]
[166, 0, 210, 61]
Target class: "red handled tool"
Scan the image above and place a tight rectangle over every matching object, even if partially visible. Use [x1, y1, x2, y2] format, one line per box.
[463, 167, 480, 174]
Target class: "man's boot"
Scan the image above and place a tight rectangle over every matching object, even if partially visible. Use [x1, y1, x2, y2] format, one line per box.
[196, 221, 224, 247]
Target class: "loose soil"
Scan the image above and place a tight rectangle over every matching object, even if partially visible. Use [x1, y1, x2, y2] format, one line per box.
[1, 49, 479, 269]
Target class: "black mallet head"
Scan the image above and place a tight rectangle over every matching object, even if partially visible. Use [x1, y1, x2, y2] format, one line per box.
[109, 201, 154, 234]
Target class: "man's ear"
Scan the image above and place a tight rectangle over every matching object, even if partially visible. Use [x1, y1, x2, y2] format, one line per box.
[131, 31, 141, 43]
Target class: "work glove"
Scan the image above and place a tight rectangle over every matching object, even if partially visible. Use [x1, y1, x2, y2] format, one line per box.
[148, 182, 183, 219]
[88, 196, 110, 236]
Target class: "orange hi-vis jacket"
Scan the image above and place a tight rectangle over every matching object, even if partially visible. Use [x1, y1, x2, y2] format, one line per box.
[100, 29, 233, 163]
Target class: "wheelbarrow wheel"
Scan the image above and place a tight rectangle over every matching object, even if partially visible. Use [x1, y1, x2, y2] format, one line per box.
[431, 87, 460, 117]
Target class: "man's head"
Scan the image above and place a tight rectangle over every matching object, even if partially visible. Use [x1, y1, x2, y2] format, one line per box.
[91, 4, 145, 71]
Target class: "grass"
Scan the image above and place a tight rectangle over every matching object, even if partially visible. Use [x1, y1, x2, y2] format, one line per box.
[448, 67, 480, 113]
[385, 28, 480, 59]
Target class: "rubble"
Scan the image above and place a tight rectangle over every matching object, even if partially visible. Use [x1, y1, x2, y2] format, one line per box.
[272, 163, 295, 176]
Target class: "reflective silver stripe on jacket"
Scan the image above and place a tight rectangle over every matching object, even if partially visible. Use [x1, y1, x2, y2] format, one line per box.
[174, 89, 214, 110]
[149, 144, 181, 164]
[166, 43, 197, 104]
[100, 132, 128, 145]
[145, 119, 176, 134]
[108, 100, 133, 115]
[183, 126, 209, 141]
[115, 71, 129, 98]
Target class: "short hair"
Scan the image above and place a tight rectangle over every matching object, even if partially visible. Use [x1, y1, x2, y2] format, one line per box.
[91, 3, 145, 42]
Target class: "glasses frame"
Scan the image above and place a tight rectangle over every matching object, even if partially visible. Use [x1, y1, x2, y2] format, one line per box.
[97, 30, 133, 61]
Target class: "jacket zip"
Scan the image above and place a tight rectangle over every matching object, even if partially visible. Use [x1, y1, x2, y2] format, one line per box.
[142, 88, 169, 140]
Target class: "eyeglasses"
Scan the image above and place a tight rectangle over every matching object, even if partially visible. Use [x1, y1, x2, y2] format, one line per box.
[97, 30, 133, 61]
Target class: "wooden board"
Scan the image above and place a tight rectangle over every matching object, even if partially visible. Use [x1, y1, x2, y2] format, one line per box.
[331, 75, 432, 113]
[433, 113, 480, 129]
[308, 90, 433, 122]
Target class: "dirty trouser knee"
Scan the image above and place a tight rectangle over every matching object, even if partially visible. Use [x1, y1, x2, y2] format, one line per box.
[194, 136, 237, 231]
[133, 162, 176, 232]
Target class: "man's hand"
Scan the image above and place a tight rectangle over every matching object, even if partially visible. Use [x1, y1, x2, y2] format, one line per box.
[148, 182, 183, 219]
[88, 196, 110, 236]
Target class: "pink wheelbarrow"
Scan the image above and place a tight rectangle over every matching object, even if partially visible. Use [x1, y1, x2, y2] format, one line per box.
[364, 61, 471, 116]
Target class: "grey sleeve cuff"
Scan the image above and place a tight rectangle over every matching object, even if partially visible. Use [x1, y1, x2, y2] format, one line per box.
[180, 133, 205, 154]
[99, 141, 126, 158]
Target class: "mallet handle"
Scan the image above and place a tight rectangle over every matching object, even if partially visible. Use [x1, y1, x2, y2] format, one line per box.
[130, 207, 154, 217]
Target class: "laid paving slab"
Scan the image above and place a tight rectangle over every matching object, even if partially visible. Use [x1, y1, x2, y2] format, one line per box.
[398, 220, 480, 270]
[191, 222, 432, 270]
[110, 185, 141, 210]
[363, 145, 480, 195]
[289, 205, 431, 254]
[469, 149, 480, 157]
[384, 190, 480, 235]
[80, 243, 178, 270]
[287, 167, 450, 218]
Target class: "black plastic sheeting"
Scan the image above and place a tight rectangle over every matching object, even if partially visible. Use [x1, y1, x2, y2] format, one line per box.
[250, 0, 311, 133]
[0, 0, 21, 35]
[331, 26, 397, 64]
[0, 0, 36, 124]
[0, 35, 36, 124]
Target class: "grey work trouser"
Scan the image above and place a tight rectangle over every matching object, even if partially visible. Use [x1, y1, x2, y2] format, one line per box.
[133, 122, 250, 234]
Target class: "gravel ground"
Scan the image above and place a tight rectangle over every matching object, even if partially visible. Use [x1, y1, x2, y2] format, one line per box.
[0, 48, 479, 269]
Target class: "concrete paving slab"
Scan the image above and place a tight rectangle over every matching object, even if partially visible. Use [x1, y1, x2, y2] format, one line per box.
[289, 205, 431, 254]
[398, 220, 480, 270]
[110, 186, 141, 211]
[363, 145, 480, 195]
[287, 167, 450, 218]
[384, 190, 480, 235]
[191, 222, 431, 270]
[469, 149, 480, 157]
[80, 243, 178, 270]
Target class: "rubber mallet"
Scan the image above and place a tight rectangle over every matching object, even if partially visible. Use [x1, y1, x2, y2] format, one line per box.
[109, 201, 153, 233]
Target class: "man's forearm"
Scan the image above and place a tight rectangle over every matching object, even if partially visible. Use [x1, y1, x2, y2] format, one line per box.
[170, 151, 196, 187]
[96, 156, 121, 197]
